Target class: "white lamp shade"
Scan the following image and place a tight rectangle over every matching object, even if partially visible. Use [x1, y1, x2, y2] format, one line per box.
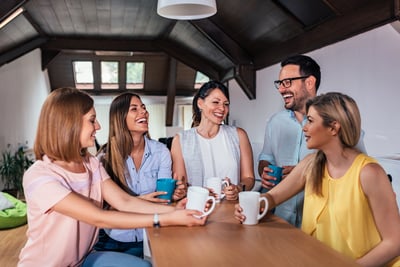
[157, 0, 217, 20]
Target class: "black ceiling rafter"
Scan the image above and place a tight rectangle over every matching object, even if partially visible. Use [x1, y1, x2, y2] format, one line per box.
[273, 0, 336, 30]
[254, 0, 398, 69]
[0, 0, 26, 22]
[165, 58, 177, 127]
[190, 19, 256, 99]
[156, 38, 222, 81]
[0, 37, 47, 67]
[41, 48, 60, 70]
[190, 19, 253, 65]
[41, 38, 161, 53]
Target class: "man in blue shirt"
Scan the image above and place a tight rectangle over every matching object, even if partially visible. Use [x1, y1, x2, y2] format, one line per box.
[258, 54, 366, 227]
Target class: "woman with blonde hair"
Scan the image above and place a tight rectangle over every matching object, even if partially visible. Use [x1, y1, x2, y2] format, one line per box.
[235, 92, 400, 266]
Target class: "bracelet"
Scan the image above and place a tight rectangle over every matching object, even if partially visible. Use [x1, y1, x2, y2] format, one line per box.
[153, 213, 160, 228]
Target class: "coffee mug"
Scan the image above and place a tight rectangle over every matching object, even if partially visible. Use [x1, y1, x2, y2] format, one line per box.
[205, 177, 229, 203]
[239, 191, 268, 225]
[156, 178, 177, 202]
[186, 186, 216, 218]
[268, 164, 283, 185]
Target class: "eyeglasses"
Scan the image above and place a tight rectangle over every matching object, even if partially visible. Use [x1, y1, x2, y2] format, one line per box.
[273, 75, 310, 89]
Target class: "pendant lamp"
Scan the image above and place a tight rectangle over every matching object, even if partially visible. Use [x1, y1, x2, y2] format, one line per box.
[157, 0, 217, 20]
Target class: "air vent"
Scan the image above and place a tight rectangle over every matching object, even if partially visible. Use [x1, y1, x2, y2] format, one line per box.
[95, 51, 134, 56]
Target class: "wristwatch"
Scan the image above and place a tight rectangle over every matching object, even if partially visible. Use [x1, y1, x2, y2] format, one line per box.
[153, 213, 160, 228]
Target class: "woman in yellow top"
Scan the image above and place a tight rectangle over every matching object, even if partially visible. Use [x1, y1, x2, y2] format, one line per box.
[235, 92, 400, 267]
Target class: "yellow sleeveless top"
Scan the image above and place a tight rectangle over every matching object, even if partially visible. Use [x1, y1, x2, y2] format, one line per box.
[302, 154, 400, 266]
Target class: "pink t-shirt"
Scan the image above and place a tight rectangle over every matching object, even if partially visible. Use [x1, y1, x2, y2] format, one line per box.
[18, 155, 110, 267]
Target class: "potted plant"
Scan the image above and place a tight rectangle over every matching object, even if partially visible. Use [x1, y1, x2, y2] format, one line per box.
[0, 144, 34, 199]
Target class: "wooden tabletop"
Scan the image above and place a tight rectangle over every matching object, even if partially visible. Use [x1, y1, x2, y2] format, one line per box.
[146, 201, 360, 267]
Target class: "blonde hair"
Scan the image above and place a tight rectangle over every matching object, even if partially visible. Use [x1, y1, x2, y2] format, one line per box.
[34, 87, 94, 162]
[305, 92, 361, 195]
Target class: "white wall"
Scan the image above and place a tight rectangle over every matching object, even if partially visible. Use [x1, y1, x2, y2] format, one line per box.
[230, 23, 400, 158]
[0, 49, 50, 152]
[0, 49, 50, 189]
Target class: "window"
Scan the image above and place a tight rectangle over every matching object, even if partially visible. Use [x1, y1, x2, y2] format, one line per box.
[101, 61, 119, 89]
[194, 71, 209, 89]
[126, 62, 144, 89]
[73, 61, 94, 89]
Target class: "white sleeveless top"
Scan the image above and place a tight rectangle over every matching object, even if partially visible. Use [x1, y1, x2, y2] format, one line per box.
[178, 125, 240, 187]
[197, 128, 238, 185]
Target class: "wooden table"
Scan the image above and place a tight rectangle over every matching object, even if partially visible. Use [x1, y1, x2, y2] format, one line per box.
[146, 201, 360, 267]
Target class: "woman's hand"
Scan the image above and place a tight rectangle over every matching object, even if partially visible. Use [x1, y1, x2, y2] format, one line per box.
[282, 165, 295, 179]
[234, 203, 245, 223]
[162, 208, 207, 227]
[138, 192, 169, 204]
[260, 166, 277, 190]
[173, 179, 187, 201]
[223, 177, 239, 201]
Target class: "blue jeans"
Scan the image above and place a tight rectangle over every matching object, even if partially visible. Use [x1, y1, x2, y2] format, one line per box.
[94, 229, 144, 258]
[82, 251, 151, 267]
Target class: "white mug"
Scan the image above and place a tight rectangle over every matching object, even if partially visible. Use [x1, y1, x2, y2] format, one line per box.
[186, 186, 216, 218]
[205, 177, 229, 203]
[239, 191, 268, 225]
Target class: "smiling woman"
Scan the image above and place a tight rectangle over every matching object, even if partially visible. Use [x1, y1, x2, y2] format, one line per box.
[171, 81, 255, 201]
[94, 92, 187, 258]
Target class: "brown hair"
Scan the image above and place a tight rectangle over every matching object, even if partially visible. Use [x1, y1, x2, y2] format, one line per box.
[100, 92, 148, 194]
[34, 87, 94, 162]
[305, 92, 361, 196]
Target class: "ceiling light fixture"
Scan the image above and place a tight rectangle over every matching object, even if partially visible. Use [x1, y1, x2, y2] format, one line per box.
[157, 0, 217, 20]
[0, 7, 24, 30]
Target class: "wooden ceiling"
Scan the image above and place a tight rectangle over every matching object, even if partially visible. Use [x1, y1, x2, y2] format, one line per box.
[0, 0, 399, 101]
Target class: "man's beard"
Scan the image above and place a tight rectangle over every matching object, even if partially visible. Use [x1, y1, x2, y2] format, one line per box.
[286, 89, 312, 112]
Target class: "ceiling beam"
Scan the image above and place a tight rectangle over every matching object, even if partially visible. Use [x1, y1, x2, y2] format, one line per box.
[0, 36, 47, 67]
[157, 39, 221, 80]
[41, 38, 161, 52]
[165, 58, 177, 127]
[190, 19, 253, 65]
[254, 0, 399, 69]
[190, 19, 256, 99]
[41, 49, 61, 70]
[234, 64, 256, 99]
[0, 0, 26, 22]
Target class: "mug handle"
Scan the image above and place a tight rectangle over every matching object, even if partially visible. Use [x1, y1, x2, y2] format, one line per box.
[257, 196, 269, 221]
[202, 196, 216, 216]
[220, 180, 230, 200]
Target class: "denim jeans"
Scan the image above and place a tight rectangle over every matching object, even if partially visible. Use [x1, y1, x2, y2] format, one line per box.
[82, 251, 151, 267]
[94, 229, 144, 258]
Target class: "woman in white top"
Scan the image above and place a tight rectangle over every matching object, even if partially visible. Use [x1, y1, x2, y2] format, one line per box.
[171, 81, 255, 200]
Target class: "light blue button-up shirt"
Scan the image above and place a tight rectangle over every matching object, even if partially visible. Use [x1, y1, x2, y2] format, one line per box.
[259, 109, 311, 166]
[258, 109, 366, 227]
[105, 136, 172, 242]
[258, 110, 311, 227]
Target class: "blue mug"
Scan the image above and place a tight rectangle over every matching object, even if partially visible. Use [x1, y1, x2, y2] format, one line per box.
[268, 165, 283, 185]
[156, 178, 177, 201]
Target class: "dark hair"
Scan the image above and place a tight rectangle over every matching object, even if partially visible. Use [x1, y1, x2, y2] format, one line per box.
[191, 81, 230, 127]
[281, 54, 321, 91]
